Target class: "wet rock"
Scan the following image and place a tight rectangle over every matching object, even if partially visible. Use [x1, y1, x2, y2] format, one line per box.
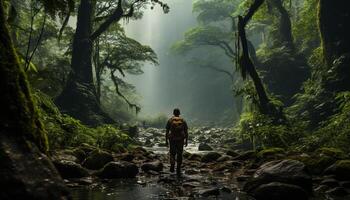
[188, 154, 202, 161]
[226, 150, 239, 157]
[237, 175, 251, 182]
[141, 161, 163, 172]
[201, 152, 221, 163]
[51, 150, 80, 163]
[244, 159, 312, 193]
[217, 155, 231, 162]
[251, 182, 308, 200]
[82, 150, 114, 170]
[53, 160, 89, 179]
[326, 187, 348, 196]
[120, 153, 135, 162]
[320, 178, 340, 187]
[297, 154, 336, 175]
[324, 160, 350, 180]
[221, 186, 232, 193]
[257, 148, 285, 160]
[198, 143, 213, 151]
[97, 161, 138, 179]
[314, 185, 329, 193]
[340, 181, 350, 188]
[198, 187, 220, 197]
[234, 150, 256, 161]
[72, 148, 87, 163]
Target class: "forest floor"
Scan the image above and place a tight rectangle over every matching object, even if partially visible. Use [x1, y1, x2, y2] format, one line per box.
[53, 127, 350, 200]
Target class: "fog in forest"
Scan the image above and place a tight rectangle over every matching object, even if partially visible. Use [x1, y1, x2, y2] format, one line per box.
[122, 0, 238, 125]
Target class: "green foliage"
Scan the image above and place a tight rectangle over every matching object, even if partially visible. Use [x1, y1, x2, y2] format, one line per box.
[140, 113, 168, 128]
[298, 92, 350, 152]
[34, 91, 133, 150]
[171, 26, 232, 55]
[292, 0, 320, 54]
[193, 0, 236, 24]
[237, 111, 299, 148]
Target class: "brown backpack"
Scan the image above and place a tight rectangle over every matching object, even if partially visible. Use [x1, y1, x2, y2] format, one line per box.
[169, 117, 185, 140]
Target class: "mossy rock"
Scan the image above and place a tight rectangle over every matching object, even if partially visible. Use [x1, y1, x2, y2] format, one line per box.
[257, 148, 285, 159]
[297, 155, 336, 175]
[316, 148, 346, 159]
[324, 160, 350, 180]
[111, 143, 127, 153]
[82, 149, 114, 170]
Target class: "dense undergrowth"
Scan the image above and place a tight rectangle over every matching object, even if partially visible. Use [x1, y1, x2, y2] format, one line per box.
[33, 91, 134, 151]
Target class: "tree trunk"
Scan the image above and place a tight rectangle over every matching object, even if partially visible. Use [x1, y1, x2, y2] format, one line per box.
[55, 0, 113, 125]
[318, 0, 350, 91]
[318, 0, 350, 66]
[270, 0, 294, 50]
[0, 1, 69, 199]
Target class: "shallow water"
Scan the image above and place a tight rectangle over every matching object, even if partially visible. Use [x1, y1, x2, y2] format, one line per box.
[70, 178, 255, 200]
[70, 179, 169, 200]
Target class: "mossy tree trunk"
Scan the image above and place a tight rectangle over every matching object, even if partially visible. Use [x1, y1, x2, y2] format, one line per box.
[56, 0, 130, 125]
[238, 0, 273, 115]
[0, 1, 69, 199]
[318, 0, 350, 91]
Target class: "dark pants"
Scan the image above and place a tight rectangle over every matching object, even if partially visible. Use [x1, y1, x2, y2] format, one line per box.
[169, 140, 184, 169]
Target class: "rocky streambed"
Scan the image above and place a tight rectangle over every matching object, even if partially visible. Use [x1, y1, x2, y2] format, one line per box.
[51, 127, 350, 200]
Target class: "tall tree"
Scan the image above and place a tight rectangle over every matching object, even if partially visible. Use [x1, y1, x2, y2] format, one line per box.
[56, 0, 168, 125]
[0, 0, 70, 198]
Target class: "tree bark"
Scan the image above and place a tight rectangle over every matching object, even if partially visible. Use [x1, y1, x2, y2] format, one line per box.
[55, 0, 114, 125]
[318, 0, 350, 66]
[0, 1, 69, 199]
[237, 0, 272, 114]
[269, 0, 294, 50]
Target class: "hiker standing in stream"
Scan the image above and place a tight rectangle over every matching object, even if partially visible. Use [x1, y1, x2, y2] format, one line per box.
[165, 108, 188, 175]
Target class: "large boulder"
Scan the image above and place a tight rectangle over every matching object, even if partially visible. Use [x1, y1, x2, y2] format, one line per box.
[97, 161, 139, 179]
[0, 136, 70, 200]
[82, 150, 113, 170]
[141, 161, 163, 172]
[53, 160, 89, 179]
[251, 182, 308, 200]
[201, 152, 221, 163]
[198, 143, 213, 151]
[324, 160, 350, 180]
[244, 159, 312, 194]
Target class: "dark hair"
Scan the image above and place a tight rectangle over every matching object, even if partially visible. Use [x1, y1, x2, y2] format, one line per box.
[173, 108, 180, 116]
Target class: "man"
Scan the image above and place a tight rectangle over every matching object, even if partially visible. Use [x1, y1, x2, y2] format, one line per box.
[165, 108, 188, 175]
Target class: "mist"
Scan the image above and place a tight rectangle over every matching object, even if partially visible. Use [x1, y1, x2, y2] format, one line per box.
[124, 0, 238, 126]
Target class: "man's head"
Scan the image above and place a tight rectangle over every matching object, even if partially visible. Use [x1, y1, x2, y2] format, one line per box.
[173, 108, 180, 116]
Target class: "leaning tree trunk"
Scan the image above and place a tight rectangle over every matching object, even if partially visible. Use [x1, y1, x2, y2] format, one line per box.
[0, 1, 69, 199]
[237, 0, 272, 115]
[55, 0, 113, 125]
[318, 0, 350, 91]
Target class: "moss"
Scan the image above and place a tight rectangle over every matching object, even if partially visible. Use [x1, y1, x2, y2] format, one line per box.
[297, 155, 336, 175]
[0, 2, 48, 153]
[316, 147, 346, 159]
[257, 148, 285, 158]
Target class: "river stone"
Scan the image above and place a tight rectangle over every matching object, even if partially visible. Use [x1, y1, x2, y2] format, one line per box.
[244, 159, 312, 193]
[251, 182, 308, 200]
[234, 150, 256, 161]
[226, 150, 239, 157]
[97, 161, 139, 179]
[198, 143, 213, 151]
[141, 160, 163, 172]
[324, 160, 350, 180]
[198, 187, 220, 197]
[53, 160, 89, 179]
[82, 150, 114, 170]
[201, 152, 221, 163]
[326, 187, 348, 196]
